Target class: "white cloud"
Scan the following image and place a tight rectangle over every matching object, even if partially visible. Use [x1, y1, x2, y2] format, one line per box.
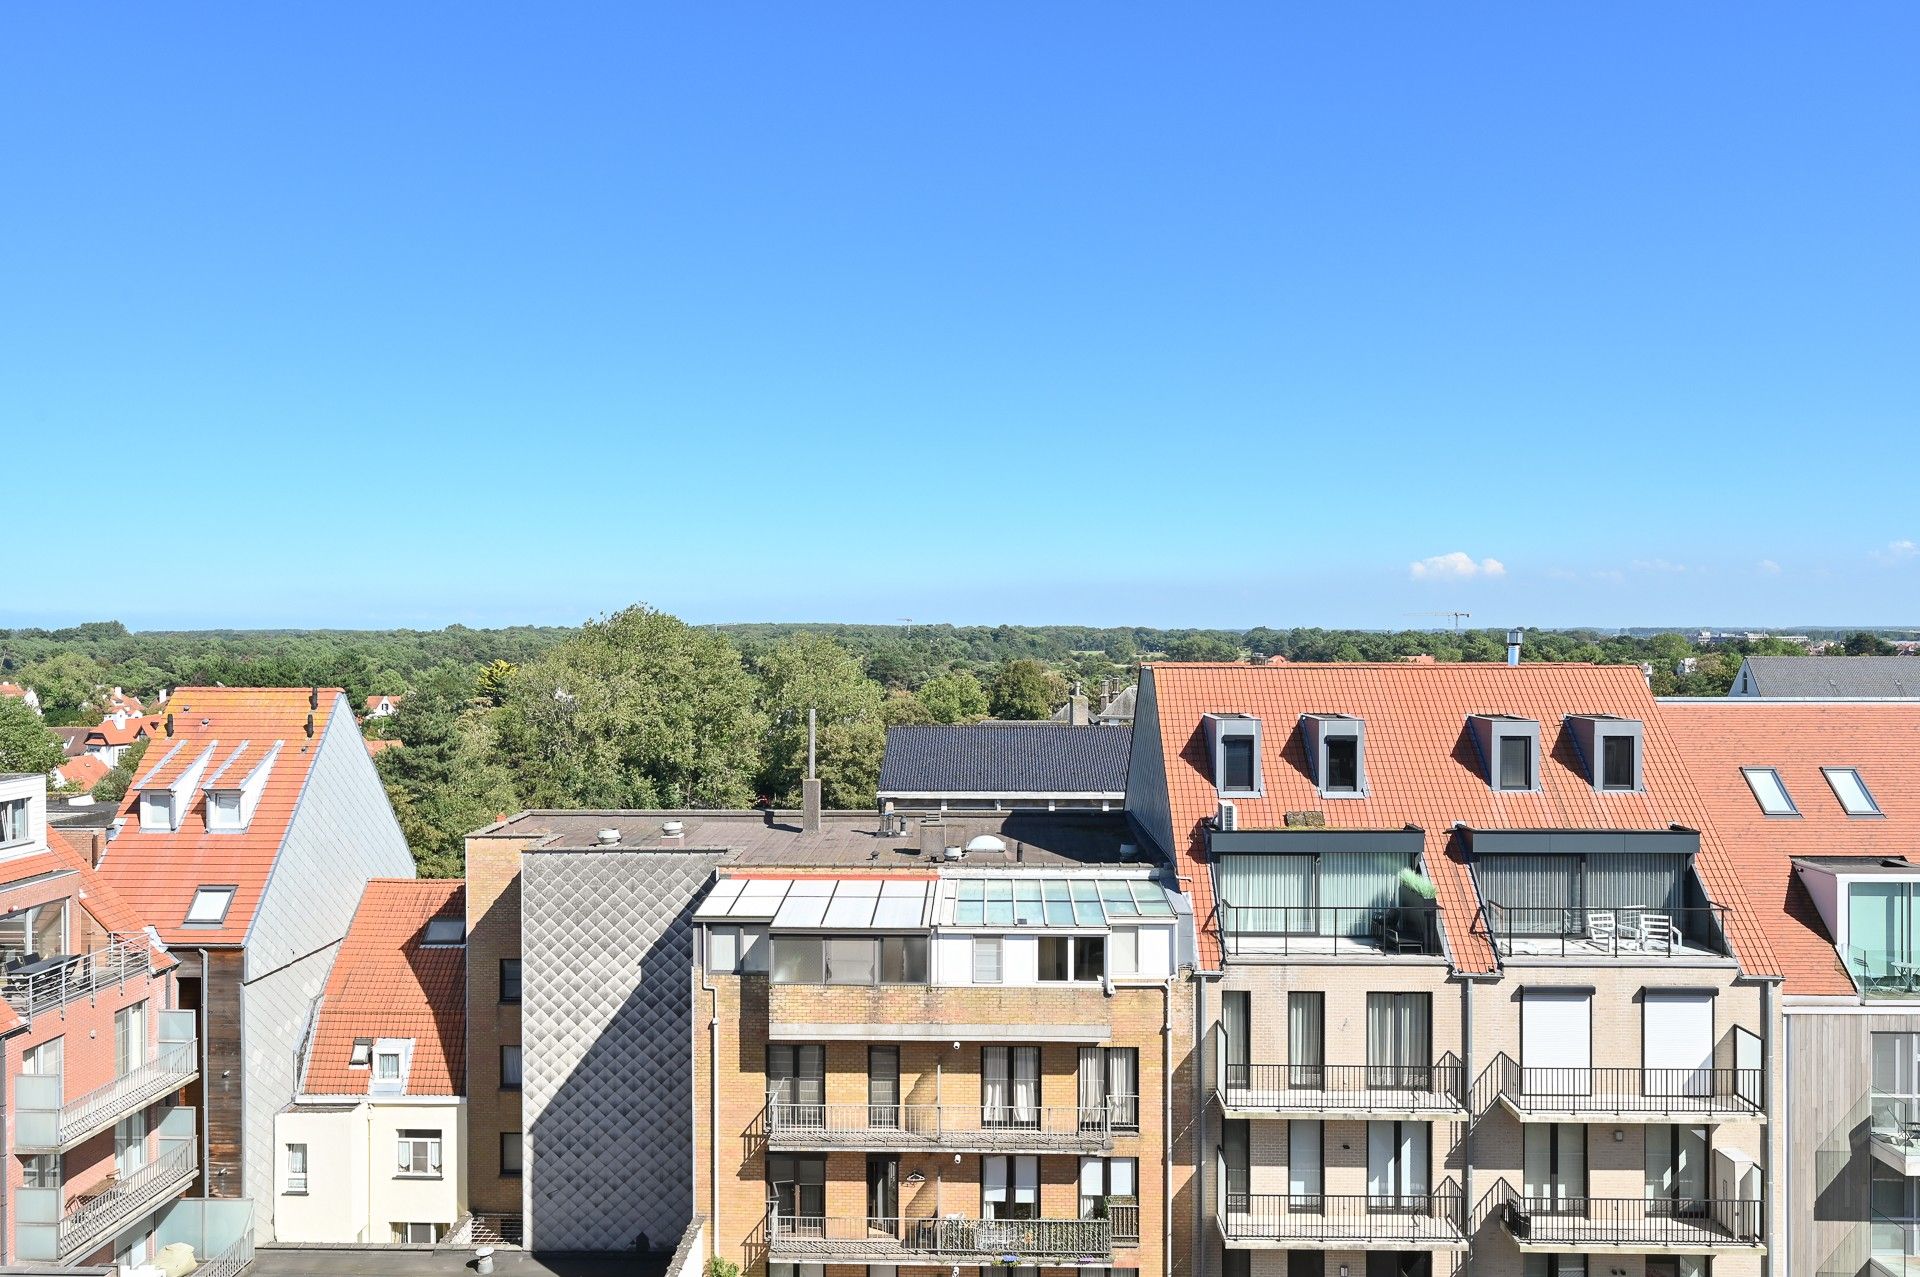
[1757, 559, 1782, 576]
[1877, 538, 1919, 565]
[1410, 552, 1506, 581]
[1590, 569, 1626, 584]
[1631, 559, 1688, 575]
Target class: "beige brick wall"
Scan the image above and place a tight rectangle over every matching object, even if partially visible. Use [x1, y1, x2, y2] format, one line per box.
[464, 830, 527, 1214]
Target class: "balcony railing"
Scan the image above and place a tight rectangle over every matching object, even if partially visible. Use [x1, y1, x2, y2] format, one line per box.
[767, 1212, 1112, 1262]
[1485, 1053, 1761, 1120]
[768, 1101, 1119, 1150]
[1217, 1189, 1466, 1247]
[1, 935, 154, 1023]
[1501, 1195, 1764, 1249]
[15, 1129, 200, 1264]
[15, 1039, 200, 1153]
[1849, 949, 1920, 999]
[1872, 1212, 1920, 1277]
[1106, 1198, 1139, 1246]
[1218, 1061, 1465, 1116]
[1218, 904, 1444, 958]
[1480, 904, 1728, 959]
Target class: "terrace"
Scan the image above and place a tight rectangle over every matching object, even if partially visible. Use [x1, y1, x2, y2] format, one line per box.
[1500, 1194, 1765, 1253]
[1215, 1188, 1467, 1250]
[765, 1212, 1112, 1265]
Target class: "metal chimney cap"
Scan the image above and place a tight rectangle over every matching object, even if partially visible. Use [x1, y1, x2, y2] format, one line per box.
[597, 827, 622, 844]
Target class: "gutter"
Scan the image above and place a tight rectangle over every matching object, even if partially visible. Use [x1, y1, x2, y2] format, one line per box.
[1189, 966, 1220, 1277]
[700, 929, 720, 1264]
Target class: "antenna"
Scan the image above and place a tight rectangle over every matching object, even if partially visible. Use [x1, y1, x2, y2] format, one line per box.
[1404, 611, 1472, 632]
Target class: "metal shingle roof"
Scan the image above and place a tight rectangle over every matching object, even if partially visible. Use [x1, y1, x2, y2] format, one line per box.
[878, 724, 1132, 795]
[1738, 656, 1920, 698]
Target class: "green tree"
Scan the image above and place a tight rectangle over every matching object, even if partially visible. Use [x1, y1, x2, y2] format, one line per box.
[496, 605, 763, 809]
[476, 659, 517, 707]
[916, 669, 989, 724]
[1161, 633, 1242, 662]
[881, 693, 935, 726]
[91, 738, 149, 805]
[754, 633, 886, 806]
[1844, 631, 1896, 656]
[377, 665, 521, 877]
[0, 698, 63, 774]
[988, 659, 1066, 720]
[17, 651, 106, 724]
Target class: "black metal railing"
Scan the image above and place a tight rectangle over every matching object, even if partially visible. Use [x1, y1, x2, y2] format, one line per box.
[1479, 903, 1728, 958]
[767, 1211, 1112, 1260]
[1218, 1188, 1464, 1243]
[1218, 904, 1444, 957]
[1502, 1196, 1764, 1246]
[1219, 1062, 1465, 1109]
[1484, 1053, 1761, 1115]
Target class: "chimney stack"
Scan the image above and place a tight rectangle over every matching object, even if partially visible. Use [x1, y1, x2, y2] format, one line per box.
[88, 829, 107, 869]
[1506, 628, 1524, 667]
[1067, 683, 1090, 726]
[801, 707, 822, 835]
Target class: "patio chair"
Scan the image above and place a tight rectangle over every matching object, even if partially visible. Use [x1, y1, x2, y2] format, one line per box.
[1632, 912, 1680, 955]
[1584, 911, 1617, 954]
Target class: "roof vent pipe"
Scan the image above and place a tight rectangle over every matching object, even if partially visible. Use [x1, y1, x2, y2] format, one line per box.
[1506, 628, 1524, 667]
[598, 827, 622, 845]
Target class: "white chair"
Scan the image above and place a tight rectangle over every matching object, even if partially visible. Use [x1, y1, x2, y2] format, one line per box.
[1585, 911, 1617, 954]
[1633, 912, 1680, 954]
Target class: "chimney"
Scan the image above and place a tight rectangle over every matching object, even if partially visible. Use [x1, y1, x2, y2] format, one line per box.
[801, 707, 822, 835]
[918, 817, 946, 859]
[1506, 628, 1524, 667]
[1068, 683, 1090, 726]
[87, 829, 107, 869]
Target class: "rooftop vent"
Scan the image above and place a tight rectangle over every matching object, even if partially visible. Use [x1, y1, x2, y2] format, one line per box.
[596, 827, 621, 845]
[945, 844, 965, 861]
[1506, 628, 1524, 666]
[964, 835, 1007, 854]
[661, 820, 685, 838]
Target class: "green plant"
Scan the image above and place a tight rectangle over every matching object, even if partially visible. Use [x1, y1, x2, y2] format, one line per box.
[708, 1257, 740, 1277]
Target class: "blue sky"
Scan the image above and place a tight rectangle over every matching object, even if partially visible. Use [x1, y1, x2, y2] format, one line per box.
[4, 4, 1916, 632]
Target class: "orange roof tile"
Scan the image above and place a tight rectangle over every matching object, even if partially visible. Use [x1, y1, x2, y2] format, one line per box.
[87, 715, 161, 747]
[300, 879, 466, 1096]
[1142, 662, 1779, 977]
[97, 687, 341, 946]
[54, 753, 112, 791]
[1658, 698, 1920, 996]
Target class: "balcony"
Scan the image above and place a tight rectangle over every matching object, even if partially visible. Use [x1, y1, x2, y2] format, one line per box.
[767, 1101, 1122, 1153]
[1872, 1213, 1920, 1277]
[1871, 1093, 1920, 1175]
[1486, 1054, 1761, 1124]
[766, 1212, 1112, 1265]
[767, 983, 1109, 1043]
[1218, 904, 1444, 960]
[1849, 949, 1920, 1000]
[15, 1013, 199, 1152]
[14, 1106, 199, 1264]
[1, 935, 153, 1024]
[1216, 1189, 1467, 1250]
[1216, 1061, 1465, 1121]
[1481, 904, 1729, 961]
[1500, 1196, 1765, 1253]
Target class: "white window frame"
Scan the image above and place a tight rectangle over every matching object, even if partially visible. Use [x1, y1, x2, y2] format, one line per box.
[285, 1143, 309, 1193]
[396, 1129, 443, 1177]
[1742, 767, 1798, 817]
[1824, 768, 1883, 817]
[184, 885, 236, 926]
[972, 936, 1003, 984]
[139, 791, 176, 833]
[206, 790, 244, 831]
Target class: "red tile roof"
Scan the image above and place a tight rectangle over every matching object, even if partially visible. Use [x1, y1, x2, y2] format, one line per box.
[1142, 662, 1778, 977]
[54, 753, 112, 791]
[300, 878, 466, 1096]
[87, 715, 161, 748]
[1657, 698, 1920, 996]
[97, 687, 342, 946]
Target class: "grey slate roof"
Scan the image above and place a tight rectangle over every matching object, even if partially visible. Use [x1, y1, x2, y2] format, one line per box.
[1735, 656, 1920, 698]
[878, 723, 1132, 795]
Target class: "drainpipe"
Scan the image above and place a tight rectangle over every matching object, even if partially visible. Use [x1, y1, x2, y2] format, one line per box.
[1760, 978, 1775, 1277]
[199, 948, 211, 1196]
[1460, 977, 1473, 1249]
[700, 932, 720, 1262]
[1160, 980, 1173, 1277]
[1191, 969, 1218, 1277]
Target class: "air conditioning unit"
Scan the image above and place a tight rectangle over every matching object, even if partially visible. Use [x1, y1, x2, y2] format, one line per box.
[1217, 800, 1238, 831]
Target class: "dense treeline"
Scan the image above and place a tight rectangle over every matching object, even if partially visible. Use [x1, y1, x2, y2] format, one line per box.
[2, 612, 1908, 878]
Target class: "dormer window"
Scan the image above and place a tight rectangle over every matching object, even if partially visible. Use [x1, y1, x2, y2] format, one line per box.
[1742, 767, 1798, 817]
[1824, 768, 1882, 817]
[1567, 715, 1643, 793]
[1601, 736, 1636, 789]
[140, 791, 177, 833]
[1301, 714, 1367, 798]
[370, 1037, 414, 1096]
[185, 885, 236, 925]
[1204, 714, 1263, 797]
[1469, 715, 1541, 792]
[423, 918, 466, 946]
[207, 790, 243, 830]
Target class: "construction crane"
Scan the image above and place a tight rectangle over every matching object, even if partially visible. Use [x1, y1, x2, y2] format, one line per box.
[1405, 611, 1472, 632]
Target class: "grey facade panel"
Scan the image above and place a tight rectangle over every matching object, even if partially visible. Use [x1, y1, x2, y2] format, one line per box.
[242, 942, 339, 1238]
[1124, 669, 1174, 861]
[521, 848, 727, 1253]
[1462, 828, 1701, 858]
[1735, 655, 1920, 699]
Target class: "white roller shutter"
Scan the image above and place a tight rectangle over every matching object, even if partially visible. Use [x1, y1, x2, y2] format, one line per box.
[1521, 988, 1592, 1095]
[1644, 989, 1715, 1096]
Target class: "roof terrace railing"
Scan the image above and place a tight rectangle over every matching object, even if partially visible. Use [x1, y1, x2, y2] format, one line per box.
[766, 1211, 1112, 1262]
[1, 935, 154, 1023]
[1483, 1053, 1761, 1118]
[1217, 1188, 1466, 1245]
[767, 1101, 1116, 1149]
[1217, 903, 1443, 958]
[1479, 904, 1728, 959]
[1501, 1195, 1764, 1248]
[1217, 1061, 1467, 1113]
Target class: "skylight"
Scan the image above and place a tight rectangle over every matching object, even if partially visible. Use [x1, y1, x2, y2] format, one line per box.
[1823, 768, 1882, 817]
[423, 917, 466, 946]
[1742, 768, 1798, 817]
[185, 885, 237, 925]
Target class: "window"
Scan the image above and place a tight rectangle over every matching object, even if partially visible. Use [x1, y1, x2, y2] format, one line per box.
[396, 1129, 442, 1177]
[394, 1223, 441, 1244]
[500, 1131, 523, 1177]
[349, 1038, 373, 1068]
[1524, 1123, 1588, 1207]
[1079, 1156, 1139, 1234]
[767, 1044, 826, 1106]
[972, 936, 1003, 983]
[1602, 735, 1638, 790]
[207, 790, 243, 830]
[1525, 1259, 1591, 1277]
[826, 937, 879, 984]
[23, 1153, 61, 1188]
[139, 791, 175, 833]
[115, 1001, 146, 1077]
[423, 917, 465, 946]
[867, 1155, 898, 1229]
[709, 925, 769, 974]
[500, 958, 522, 1003]
[1220, 991, 1251, 1089]
[985, 1046, 1041, 1126]
[1645, 1124, 1708, 1205]
[1825, 768, 1883, 817]
[1742, 768, 1798, 816]
[1288, 1120, 1323, 1207]
[1, 797, 30, 846]
[501, 1044, 523, 1090]
[1497, 735, 1534, 791]
[1288, 1254, 1324, 1277]
[868, 1046, 900, 1127]
[184, 886, 235, 925]
[1081, 1046, 1139, 1130]
[1325, 737, 1360, 793]
[285, 1143, 309, 1193]
[1367, 1120, 1431, 1204]
[1221, 737, 1256, 792]
[983, 1154, 1039, 1220]
[1073, 936, 1106, 982]
[1039, 935, 1070, 981]
[1289, 991, 1325, 1089]
[376, 1050, 403, 1082]
[1366, 992, 1431, 1089]
[1039, 935, 1105, 982]
[768, 1153, 826, 1220]
[772, 936, 825, 984]
[1109, 927, 1139, 977]
[22, 1036, 63, 1084]
[879, 935, 926, 983]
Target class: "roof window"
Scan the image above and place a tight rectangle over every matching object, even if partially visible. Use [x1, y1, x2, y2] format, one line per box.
[1824, 768, 1882, 817]
[1204, 714, 1263, 798]
[350, 1039, 373, 1068]
[1469, 715, 1541, 793]
[423, 917, 466, 946]
[1301, 715, 1367, 798]
[1742, 767, 1798, 817]
[185, 885, 237, 925]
